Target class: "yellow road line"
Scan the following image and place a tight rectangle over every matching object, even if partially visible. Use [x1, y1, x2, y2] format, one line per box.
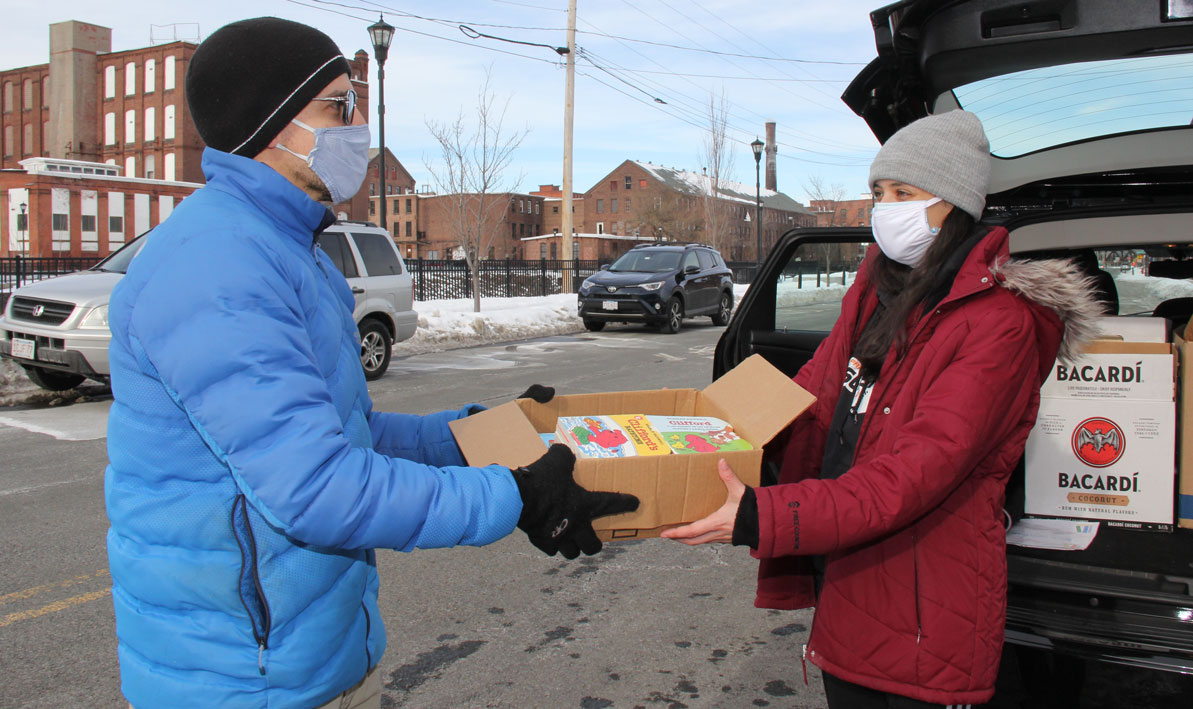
[0, 588, 111, 629]
[0, 569, 109, 607]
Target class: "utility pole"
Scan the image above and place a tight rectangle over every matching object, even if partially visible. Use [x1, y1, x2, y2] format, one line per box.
[561, 0, 576, 288]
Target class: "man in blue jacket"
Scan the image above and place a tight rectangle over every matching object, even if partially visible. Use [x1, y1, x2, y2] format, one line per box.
[105, 17, 637, 708]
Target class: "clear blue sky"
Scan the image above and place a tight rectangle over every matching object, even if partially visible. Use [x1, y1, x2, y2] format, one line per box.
[1, 0, 886, 203]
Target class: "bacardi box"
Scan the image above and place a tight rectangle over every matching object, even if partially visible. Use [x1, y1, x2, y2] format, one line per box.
[1024, 340, 1176, 531]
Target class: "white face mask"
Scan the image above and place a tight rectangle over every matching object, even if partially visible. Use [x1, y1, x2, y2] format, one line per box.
[276, 119, 371, 204]
[870, 197, 942, 267]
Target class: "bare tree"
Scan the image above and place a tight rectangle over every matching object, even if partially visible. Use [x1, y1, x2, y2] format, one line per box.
[425, 68, 529, 313]
[803, 174, 850, 277]
[699, 91, 735, 253]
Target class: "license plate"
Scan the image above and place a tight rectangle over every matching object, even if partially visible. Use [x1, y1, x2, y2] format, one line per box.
[11, 337, 35, 360]
[602, 301, 618, 311]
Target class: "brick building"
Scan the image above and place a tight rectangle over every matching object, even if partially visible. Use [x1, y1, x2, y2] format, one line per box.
[416, 192, 545, 260]
[2, 156, 200, 256]
[575, 160, 815, 261]
[365, 148, 419, 256]
[529, 184, 583, 237]
[811, 196, 873, 227]
[1, 20, 374, 254]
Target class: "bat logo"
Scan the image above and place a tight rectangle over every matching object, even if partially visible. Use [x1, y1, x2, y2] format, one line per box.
[1071, 417, 1125, 468]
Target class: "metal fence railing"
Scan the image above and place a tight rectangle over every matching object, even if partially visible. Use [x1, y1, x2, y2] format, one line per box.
[0, 256, 102, 308]
[407, 259, 605, 301]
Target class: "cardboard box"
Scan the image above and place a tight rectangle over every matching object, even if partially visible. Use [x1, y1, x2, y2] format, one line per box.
[1174, 334, 1193, 529]
[449, 354, 816, 540]
[1024, 339, 1177, 531]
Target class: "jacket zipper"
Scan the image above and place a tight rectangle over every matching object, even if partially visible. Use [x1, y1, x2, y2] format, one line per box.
[361, 601, 373, 670]
[232, 495, 273, 675]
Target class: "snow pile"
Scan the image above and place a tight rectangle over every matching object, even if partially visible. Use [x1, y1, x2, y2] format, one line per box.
[393, 293, 585, 356]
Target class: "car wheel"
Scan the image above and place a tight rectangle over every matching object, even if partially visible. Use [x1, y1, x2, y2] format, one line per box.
[359, 319, 393, 381]
[711, 291, 733, 326]
[659, 296, 684, 334]
[24, 366, 86, 392]
[583, 319, 606, 332]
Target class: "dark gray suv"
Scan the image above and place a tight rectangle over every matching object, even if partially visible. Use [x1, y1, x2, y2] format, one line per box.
[577, 244, 734, 334]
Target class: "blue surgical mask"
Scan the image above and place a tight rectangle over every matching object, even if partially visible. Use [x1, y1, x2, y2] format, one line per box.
[277, 119, 371, 204]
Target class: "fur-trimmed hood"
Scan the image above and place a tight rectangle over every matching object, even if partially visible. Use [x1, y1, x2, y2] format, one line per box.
[990, 256, 1108, 364]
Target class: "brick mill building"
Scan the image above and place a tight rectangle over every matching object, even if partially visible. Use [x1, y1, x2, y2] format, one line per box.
[1, 20, 372, 257]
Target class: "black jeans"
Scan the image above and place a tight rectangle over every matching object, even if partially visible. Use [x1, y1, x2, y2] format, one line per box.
[823, 671, 981, 709]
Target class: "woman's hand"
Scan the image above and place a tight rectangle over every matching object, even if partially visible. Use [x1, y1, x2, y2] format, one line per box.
[660, 458, 745, 545]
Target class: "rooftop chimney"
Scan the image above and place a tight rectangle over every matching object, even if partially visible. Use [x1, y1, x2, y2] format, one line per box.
[48, 21, 111, 162]
[764, 121, 777, 192]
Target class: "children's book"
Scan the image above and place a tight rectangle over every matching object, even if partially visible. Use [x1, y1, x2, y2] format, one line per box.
[555, 415, 671, 458]
[645, 415, 753, 454]
[539, 432, 557, 447]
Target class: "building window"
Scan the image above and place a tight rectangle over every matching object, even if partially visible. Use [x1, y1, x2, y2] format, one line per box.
[596, 199, 604, 213]
[405, 221, 411, 237]
[392, 198, 399, 212]
[23, 123, 32, 154]
[23, 79, 33, 109]
[611, 199, 618, 214]
[511, 223, 517, 238]
[405, 198, 411, 214]
[144, 59, 156, 93]
[535, 202, 540, 214]
[41, 77, 48, 107]
[2, 82, 11, 112]
[369, 201, 375, 215]
[125, 156, 136, 178]
[125, 62, 136, 96]
[540, 243, 547, 260]
[109, 216, 124, 232]
[125, 110, 136, 143]
[81, 215, 97, 232]
[552, 205, 558, 214]
[625, 197, 631, 212]
[104, 66, 116, 99]
[519, 223, 525, 237]
[144, 107, 156, 142]
[369, 183, 375, 196]
[145, 154, 156, 179]
[164, 152, 176, 181]
[519, 199, 525, 213]
[596, 222, 605, 234]
[640, 179, 647, 188]
[625, 176, 631, 190]
[164, 105, 176, 140]
[164, 55, 176, 91]
[102, 112, 116, 146]
[52, 214, 69, 231]
[4, 125, 12, 156]
[550, 242, 557, 259]
[609, 181, 616, 192]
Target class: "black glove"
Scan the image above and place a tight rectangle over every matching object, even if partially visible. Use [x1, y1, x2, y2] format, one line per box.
[511, 444, 640, 559]
[518, 384, 555, 404]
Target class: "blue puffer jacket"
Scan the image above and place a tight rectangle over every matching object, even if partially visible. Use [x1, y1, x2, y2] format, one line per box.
[105, 148, 522, 708]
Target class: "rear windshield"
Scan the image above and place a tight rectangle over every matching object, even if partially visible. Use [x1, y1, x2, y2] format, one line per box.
[609, 250, 681, 273]
[952, 54, 1193, 157]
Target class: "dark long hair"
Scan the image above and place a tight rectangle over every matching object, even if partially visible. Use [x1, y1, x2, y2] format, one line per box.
[854, 207, 978, 377]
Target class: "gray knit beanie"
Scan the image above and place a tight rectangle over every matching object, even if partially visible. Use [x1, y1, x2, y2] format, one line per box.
[868, 110, 991, 220]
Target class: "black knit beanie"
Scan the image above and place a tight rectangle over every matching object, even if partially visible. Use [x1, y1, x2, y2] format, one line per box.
[186, 17, 351, 158]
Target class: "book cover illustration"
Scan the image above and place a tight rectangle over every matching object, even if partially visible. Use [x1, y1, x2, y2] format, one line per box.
[555, 415, 670, 458]
[539, 432, 557, 447]
[645, 415, 753, 454]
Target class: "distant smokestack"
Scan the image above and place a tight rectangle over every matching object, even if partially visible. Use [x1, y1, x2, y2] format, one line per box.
[764, 122, 777, 192]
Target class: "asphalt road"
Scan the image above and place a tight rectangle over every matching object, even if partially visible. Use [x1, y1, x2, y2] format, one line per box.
[0, 320, 827, 708]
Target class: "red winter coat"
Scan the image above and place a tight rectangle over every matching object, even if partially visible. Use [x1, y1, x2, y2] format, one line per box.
[752, 227, 1097, 705]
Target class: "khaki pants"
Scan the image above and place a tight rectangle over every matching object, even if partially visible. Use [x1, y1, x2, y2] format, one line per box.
[316, 666, 382, 709]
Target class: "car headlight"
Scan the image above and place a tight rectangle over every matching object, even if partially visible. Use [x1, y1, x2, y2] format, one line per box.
[640, 281, 664, 291]
[581, 278, 596, 291]
[79, 304, 109, 329]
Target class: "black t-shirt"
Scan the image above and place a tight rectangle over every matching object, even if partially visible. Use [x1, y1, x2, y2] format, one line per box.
[820, 354, 875, 482]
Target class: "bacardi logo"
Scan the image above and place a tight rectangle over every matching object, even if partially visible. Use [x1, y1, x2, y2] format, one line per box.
[1071, 417, 1125, 468]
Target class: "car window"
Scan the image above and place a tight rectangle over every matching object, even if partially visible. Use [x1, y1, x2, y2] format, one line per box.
[317, 232, 359, 278]
[953, 54, 1193, 158]
[696, 250, 715, 270]
[352, 232, 404, 276]
[609, 250, 680, 273]
[681, 251, 701, 272]
[1069, 249, 1193, 317]
[774, 242, 867, 332]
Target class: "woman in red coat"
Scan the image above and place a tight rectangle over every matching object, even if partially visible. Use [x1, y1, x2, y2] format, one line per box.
[663, 111, 1103, 707]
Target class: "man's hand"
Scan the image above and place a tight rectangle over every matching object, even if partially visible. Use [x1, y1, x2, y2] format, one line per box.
[511, 444, 639, 559]
[517, 384, 555, 404]
[660, 459, 745, 545]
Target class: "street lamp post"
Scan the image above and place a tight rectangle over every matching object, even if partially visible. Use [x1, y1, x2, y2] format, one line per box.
[18, 202, 27, 255]
[368, 15, 395, 233]
[750, 138, 764, 264]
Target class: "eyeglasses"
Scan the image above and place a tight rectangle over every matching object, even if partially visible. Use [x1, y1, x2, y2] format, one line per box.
[311, 88, 357, 125]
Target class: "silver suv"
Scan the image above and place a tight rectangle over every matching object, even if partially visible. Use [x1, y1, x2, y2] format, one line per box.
[0, 221, 416, 389]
